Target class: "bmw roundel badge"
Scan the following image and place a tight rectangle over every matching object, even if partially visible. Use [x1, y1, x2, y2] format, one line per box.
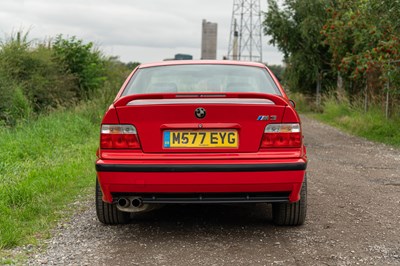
[195, 107, 206, 119]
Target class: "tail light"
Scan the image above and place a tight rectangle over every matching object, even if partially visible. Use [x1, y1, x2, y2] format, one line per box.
[100, 125, 141, 149]
[261, 123, 302, 148]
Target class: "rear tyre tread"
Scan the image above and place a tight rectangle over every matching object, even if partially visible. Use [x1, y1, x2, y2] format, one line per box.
[272, 174, 307, 226]
[96, 179, 130, 225]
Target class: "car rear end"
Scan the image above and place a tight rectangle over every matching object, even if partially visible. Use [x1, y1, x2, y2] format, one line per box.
[95, 61, 307, 225]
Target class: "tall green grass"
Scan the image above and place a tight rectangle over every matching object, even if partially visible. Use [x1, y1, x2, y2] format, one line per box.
[0, 31, 130, 264]
[288, 92, 316, 113]
[311, 97, 400, 147]
[0, 104, 102, 251]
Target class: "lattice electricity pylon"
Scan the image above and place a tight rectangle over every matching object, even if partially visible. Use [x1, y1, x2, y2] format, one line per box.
[227, 0, 263, 62]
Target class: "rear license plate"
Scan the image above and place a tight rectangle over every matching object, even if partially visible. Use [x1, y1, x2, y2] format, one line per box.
[163, 130, 238, 148]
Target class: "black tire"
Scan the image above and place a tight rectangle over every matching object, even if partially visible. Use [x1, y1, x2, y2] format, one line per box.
[95, 179, 130, 225]
[272, 174, 307, 226]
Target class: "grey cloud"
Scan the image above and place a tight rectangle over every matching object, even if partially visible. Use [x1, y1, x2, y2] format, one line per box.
[0, 0, 282, 64]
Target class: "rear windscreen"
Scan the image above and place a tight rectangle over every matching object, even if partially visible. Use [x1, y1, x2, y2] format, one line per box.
[122, 64, 281, 96]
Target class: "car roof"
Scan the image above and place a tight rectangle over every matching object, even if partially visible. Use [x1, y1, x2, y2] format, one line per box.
[137, 60, 267, 69]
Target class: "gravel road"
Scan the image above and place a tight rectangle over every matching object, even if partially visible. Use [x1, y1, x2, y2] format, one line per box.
[28, 116, 400, 266]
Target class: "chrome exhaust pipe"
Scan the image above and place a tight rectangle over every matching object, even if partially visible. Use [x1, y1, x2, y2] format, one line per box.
[131, 197, 143, 208]
[116, 196, 155, 212]
[117, 198, 130, 208]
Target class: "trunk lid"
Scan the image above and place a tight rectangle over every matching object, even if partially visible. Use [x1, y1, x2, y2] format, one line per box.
[114, 93, 288, 153]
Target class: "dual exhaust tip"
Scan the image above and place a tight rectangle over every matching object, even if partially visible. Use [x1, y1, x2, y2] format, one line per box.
[117, 197, 143, 208]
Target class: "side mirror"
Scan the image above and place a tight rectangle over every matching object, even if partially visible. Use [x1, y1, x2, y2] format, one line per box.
[289, 99, 296, 108]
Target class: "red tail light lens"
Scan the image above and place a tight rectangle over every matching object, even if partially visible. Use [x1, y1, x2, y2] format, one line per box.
[100, 125, 140, 149]
[261, 123, 302, 148]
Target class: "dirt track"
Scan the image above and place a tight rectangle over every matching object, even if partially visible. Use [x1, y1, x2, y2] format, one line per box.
[29, 116, 400, 265]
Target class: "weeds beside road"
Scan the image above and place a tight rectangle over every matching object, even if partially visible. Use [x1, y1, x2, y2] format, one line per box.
[0, 105, 99, 250]
[0, 31, 129, 255]
[292, 93, 400, 147]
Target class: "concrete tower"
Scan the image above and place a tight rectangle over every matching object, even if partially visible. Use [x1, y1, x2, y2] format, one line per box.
[227, 0, 263, 62]
[201, 19, 218, 60]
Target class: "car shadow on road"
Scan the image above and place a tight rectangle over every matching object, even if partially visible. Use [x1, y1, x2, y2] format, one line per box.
[93, 202, 307, 264]
[132, 203, 271, 223]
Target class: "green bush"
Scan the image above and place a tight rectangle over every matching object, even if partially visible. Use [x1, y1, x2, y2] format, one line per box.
[0, 31, 124, 126]
[26, 45, 77, 111]
[53, 35, 106, 99]
[0, 32, 79, 124]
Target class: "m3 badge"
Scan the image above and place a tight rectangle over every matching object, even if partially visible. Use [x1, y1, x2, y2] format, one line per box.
[257, 115, 277, 121]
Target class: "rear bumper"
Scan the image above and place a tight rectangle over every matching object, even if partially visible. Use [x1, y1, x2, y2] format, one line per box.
[96, 159, 307, 204]
[96, 162, 306, 172]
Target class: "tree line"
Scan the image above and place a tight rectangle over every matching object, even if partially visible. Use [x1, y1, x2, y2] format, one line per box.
[263, 0, 400, 117]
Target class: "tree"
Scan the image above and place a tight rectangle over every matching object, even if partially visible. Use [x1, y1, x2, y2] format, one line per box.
[263, 0, 334, 95]
[322, 0, 400, 113]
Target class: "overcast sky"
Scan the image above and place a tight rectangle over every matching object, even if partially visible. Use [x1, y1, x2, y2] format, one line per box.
[0, 0, 283, 65]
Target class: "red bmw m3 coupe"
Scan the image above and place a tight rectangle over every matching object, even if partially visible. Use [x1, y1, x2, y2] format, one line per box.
[95, 60, 307, 225]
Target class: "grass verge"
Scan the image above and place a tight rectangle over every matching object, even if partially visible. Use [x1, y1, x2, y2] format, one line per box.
[0, 103, 103, 262]
[309, 98, 400, 147]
